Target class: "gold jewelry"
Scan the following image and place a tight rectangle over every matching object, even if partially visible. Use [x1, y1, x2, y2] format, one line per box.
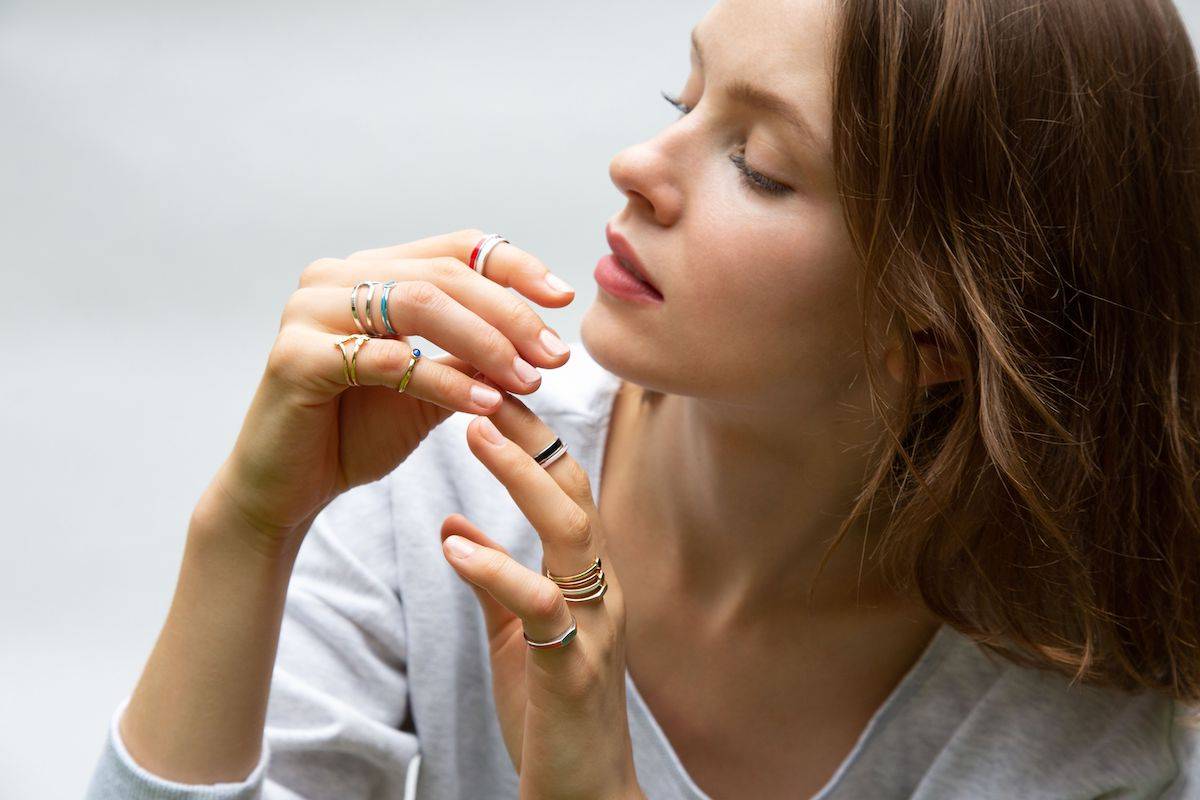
[334, 333, 371, 386]
[544, 555, 608, 603]
[395, 347, 422, 394]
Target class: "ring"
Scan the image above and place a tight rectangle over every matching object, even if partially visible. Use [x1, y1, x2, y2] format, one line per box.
[396, 348, 422, 394]
[379, 280, 398, 335]
[533, 437, 568, 468]
[544, 555, 608, 604]
[334, 334, 372, 386]
[469, 233, 509, 275]
[524, 614, 578, 649]
[351, 281, 387, 337]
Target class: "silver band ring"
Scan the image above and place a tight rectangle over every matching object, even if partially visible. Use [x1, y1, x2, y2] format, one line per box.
[350, 282, 372, 335]
[471, 234, 509, 275]
[380, 280, 398, 335]
[533, 437, 568, 468]
[364, 280, 382, 336]
[351, 280, 387, 337]
[524, 614, 577, 649]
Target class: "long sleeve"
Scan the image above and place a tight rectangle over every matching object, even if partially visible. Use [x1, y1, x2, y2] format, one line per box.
[83, 477, 421, 800]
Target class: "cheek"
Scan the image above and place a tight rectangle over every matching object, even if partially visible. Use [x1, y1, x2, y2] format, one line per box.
[685, 206, 860, 339]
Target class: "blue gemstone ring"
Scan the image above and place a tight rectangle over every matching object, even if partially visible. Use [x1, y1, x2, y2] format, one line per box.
[396, 347, 422, 394]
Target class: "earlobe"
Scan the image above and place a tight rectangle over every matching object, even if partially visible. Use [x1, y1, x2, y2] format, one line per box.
[884, 329, 966, 388]
[913, 339, 966, 386]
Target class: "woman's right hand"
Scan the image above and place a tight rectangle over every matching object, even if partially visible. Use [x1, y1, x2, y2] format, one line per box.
[205, 228, 575, 557]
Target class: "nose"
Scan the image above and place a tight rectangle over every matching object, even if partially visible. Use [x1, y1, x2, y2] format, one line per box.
[608, 133, 685, 227]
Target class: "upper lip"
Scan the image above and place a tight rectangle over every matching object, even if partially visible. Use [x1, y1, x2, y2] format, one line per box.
[605, 224, 659, 292]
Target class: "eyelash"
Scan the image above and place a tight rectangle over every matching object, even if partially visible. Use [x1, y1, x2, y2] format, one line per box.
[659, 90, 793, 197]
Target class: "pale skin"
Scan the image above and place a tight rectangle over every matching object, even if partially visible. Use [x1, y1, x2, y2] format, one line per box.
[118, 0, 963, 797]
[580, 0, 961, 795]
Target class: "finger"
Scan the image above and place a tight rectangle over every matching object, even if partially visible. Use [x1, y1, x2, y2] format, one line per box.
[343, 228, 576, 307]
[439, 521, 585, 667]
[465, 408, 601, 586]
[286, 283, 545, 395]
[439, 514, 521, 640]
[475, 376, 599, 515]
[293, 259, 572, 368]
[269, 324, 504, 413]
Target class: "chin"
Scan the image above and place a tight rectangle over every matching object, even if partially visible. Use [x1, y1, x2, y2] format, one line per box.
[580, 302, 684, 397]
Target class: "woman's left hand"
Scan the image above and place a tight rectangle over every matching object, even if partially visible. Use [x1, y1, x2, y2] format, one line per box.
[438, 376, 645, 800]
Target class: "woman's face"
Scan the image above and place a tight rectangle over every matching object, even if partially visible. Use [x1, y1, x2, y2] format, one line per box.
[581, 0, 883, 425]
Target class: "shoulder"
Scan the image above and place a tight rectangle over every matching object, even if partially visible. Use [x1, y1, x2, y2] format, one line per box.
[924, 627, 1194, 797]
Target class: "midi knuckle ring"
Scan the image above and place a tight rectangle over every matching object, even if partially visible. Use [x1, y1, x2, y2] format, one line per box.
[468, 232, 510, 275]
[332, 333, 371, 387]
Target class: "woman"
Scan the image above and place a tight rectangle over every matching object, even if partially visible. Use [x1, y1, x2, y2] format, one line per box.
[85, 0, 1199, 797]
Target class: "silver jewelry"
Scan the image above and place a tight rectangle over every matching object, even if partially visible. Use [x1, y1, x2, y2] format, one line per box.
[533, 437, 568, 468]
[524, 614, 578, 649]
[379, 280, 398, 335]
[470, 233, 509, 274]
[351, 280, 387, 337]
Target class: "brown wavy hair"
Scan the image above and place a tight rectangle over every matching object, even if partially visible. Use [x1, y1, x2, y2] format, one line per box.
[825, 0, 1200, 704]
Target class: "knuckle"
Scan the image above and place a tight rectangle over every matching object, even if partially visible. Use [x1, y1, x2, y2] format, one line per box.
[266, 325, 305, 381]
[279, 287, 315, 326]
[504, 299, 542, 333]
[560, 507, 593, 548]
[555, 660, 598, 702]
[431, 360, 463, 398]
[461, 227, 487, 242]
[531, 578, 564, 618]
[372, 338, 412, 375]
[402, 279, 446, 310]
[559, 460, 593, 502]
[429, 256, 463, 280]
[480, 325, 515, 361]
[298, 257, 342, 288]
[478, 550, 508, 583]
[511, 455, 547, 486]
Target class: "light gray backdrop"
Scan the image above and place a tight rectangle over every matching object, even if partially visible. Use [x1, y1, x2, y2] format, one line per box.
[2, 1, 1198, 798]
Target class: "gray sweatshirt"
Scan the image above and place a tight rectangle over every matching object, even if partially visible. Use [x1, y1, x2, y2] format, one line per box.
[84, 342, 1198, 799]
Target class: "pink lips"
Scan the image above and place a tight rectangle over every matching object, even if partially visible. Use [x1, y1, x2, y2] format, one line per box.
[604, 224, 659, 293]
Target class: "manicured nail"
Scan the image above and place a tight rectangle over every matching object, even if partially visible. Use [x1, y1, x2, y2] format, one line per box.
[538, 328, 569, 357]
[512, 355, 540, 384]
[445, 535, 477, 559]
[470, 383, 502, 408]
[477, 415, 505, 445]
[544, 273, 574, 293]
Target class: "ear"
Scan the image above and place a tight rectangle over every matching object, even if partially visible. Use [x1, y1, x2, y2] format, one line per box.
[884, 327, 966, 387]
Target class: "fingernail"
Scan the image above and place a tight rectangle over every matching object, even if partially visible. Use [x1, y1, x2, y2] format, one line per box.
[470, 383, 502, 408]
[512, 355, 540, 385]
[538, 328, 569, 357]
[544, 273, 574, 294]
[477, 415, 505, 445]
[445, 535, 477, 559]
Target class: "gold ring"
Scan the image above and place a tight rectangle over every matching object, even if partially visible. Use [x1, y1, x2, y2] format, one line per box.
[334, 334, 371, 386]
[396, 347, 422, 394]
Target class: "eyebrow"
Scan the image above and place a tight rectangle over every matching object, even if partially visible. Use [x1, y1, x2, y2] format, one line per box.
[690, 26, 823, 151]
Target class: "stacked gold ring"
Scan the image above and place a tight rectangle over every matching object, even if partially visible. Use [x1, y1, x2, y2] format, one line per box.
[544, 555, 608, 603]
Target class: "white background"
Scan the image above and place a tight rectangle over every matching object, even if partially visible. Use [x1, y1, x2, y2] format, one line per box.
[2, 1, 1198, 797]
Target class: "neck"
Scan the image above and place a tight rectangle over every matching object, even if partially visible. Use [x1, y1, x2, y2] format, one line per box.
[600, 380, 925, 630]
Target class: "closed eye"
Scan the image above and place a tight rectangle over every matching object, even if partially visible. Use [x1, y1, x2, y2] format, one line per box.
[660, 90, 794, 197]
